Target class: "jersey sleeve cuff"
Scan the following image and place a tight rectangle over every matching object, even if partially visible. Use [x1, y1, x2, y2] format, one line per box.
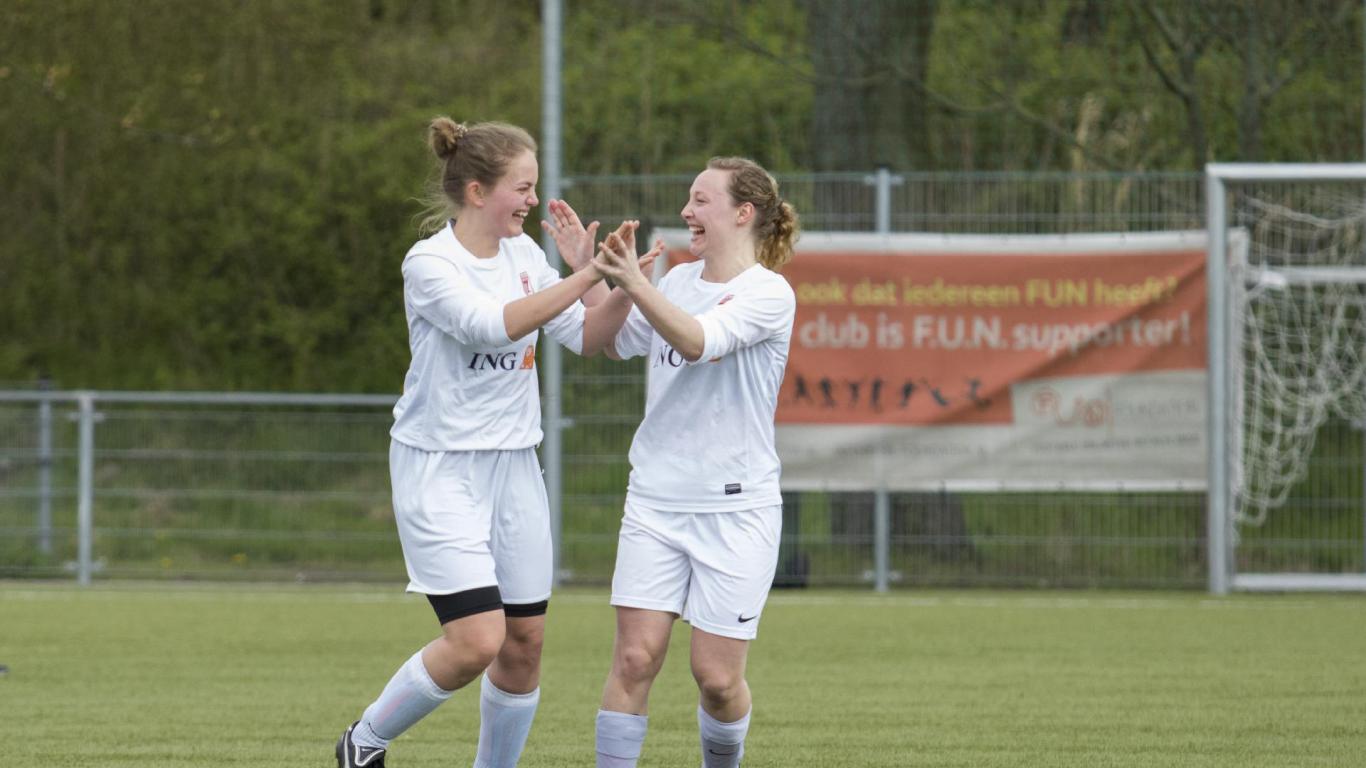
[693, 315, 724, 364]
[488, 311, 514, 347]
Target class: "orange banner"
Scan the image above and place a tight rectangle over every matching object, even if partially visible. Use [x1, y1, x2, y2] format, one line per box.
[770, 248, 1207, 426]
[654, 230, 1213, 490]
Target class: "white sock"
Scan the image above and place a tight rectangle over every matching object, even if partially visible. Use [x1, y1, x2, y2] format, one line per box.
[698, 706, 749, 768]
[595, 709, 648, 768]
[474, 674, 541, 768]
[353, 650, 454, 750]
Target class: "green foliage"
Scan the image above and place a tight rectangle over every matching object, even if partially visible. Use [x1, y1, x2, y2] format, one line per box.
[1, 0, 539, 390]
[1, 1, 1361, 389]
[564, 0, 810, 173]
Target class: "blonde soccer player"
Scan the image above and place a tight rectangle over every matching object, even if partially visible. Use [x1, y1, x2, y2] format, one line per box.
[590, 157, 799, 768]
[335, 117, 648, 768]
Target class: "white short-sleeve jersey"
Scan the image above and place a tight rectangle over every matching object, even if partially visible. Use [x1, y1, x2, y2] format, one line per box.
[390, 223, 585, 451]
[614, 261, 795, 512]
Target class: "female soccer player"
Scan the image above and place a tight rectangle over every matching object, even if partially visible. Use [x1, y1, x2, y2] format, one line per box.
[589, 157, 799, 768]
[335, 117, 648, 768]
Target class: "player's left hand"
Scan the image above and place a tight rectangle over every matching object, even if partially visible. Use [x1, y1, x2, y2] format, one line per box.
[636, 237, 663, 277]
[540, 199, 599, 271]
[595, 227, 663, 292]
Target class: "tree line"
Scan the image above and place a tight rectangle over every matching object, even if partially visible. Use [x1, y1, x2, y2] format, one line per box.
[1, 0, 1359, 391]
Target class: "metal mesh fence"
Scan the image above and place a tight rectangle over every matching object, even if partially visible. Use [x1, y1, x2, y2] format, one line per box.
[559, 171, 1212, 588]
[0, 395, 399, 581]
[2, 171, 1278, 589]
[0, 401, 76, 577]
[562, 171, 1205, 234]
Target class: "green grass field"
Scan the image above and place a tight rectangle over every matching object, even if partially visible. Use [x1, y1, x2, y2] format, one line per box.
[2, 584, 1364, 767]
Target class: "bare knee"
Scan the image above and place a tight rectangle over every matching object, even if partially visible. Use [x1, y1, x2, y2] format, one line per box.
[614, 642, 666, 686]
[693, 664, 745, 709]
[506, 620, 543, 653]
[436, 618, 505, 669]
[499, 620, 544, 671]
[471, 633, 506, 667]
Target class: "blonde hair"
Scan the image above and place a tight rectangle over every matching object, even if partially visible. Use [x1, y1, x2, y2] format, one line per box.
[707, 156, 799, 270]
[419, 117, 537, 233]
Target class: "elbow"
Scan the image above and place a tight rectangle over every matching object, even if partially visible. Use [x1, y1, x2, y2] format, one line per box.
[501, 313, 531, 343]
[500, 305, 539, 344]
[677, 321, 706, 362]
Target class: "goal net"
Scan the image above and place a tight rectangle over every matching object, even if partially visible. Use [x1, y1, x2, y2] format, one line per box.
[1211, 164, 1366, 592]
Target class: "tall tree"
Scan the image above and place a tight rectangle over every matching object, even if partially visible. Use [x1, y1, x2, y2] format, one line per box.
[1127, 0, 1357, 164]
[804, 0, 938, 172]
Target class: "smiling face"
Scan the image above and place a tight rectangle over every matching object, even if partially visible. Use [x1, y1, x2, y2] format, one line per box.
[476, 148, 539, 238]
[680, 168, 741, 259]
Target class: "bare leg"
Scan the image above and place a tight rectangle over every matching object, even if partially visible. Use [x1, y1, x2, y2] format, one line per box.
[690, 628, 753, 767]
[596, 607, 675, 767]
[487, 614, 544, 693]
[601, 607, 676, 713]
[689, 627, 751, 721]
[420, 609, 506, 691]
[475, 614, 546, 768]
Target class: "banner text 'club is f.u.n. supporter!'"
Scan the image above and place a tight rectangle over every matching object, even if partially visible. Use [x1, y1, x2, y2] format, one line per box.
[651, 231, 1212, 491]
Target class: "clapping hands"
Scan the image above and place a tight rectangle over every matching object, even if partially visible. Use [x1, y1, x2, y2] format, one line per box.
[595, 219, 664, 292]
[541, 202, 663, 290]
[540, 199, 600, 271]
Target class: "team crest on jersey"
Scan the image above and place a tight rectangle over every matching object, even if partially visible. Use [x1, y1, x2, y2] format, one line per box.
[520, 344, 536, 369]
[520, 271, 532, 295]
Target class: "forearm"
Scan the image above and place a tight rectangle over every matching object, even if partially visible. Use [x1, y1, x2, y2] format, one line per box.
[565, 244, 609, 307]
[577, 271, 610, 307]
[581, 288, 636, 356]
[624, 280, 705, 361]
[504, 268, 602, 341]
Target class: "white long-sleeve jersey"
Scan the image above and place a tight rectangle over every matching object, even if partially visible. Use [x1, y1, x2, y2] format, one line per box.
[390, 224, 585, 451]
[613, 261, 796, 513]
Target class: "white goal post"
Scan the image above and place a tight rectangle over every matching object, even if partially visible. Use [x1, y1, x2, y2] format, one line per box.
[1207, 163, 1366, 594]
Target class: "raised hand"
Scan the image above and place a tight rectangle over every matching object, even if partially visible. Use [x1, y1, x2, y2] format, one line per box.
[636, 237, 664, 277]
[540, 199, 600, 271]
[595, 226, 664, 293]
[608, 218, 638, 259]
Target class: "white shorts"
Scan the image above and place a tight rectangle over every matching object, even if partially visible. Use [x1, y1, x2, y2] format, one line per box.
[610, 500, 781, 640]
[389, 440, 552, 605]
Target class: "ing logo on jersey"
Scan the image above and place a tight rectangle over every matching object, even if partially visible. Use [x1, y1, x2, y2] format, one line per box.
[652, 345, 688, 369]
[651, 294, 735, 369]
[467, 345, 537, 372]
[520, 271, 532, 295]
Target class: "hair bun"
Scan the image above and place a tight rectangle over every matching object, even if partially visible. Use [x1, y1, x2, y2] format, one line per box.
[428, 117, 467, 160]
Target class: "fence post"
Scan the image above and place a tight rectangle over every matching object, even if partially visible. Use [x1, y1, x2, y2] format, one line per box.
[865, 166, 905, 235]
[37, 378, 53, 555]
[541, 0, 565, 585]
[866, 166, 902, 591]
[874, 487, 890, 593]
[76, 392, 95, 586]
[876, 166, 892, 234]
